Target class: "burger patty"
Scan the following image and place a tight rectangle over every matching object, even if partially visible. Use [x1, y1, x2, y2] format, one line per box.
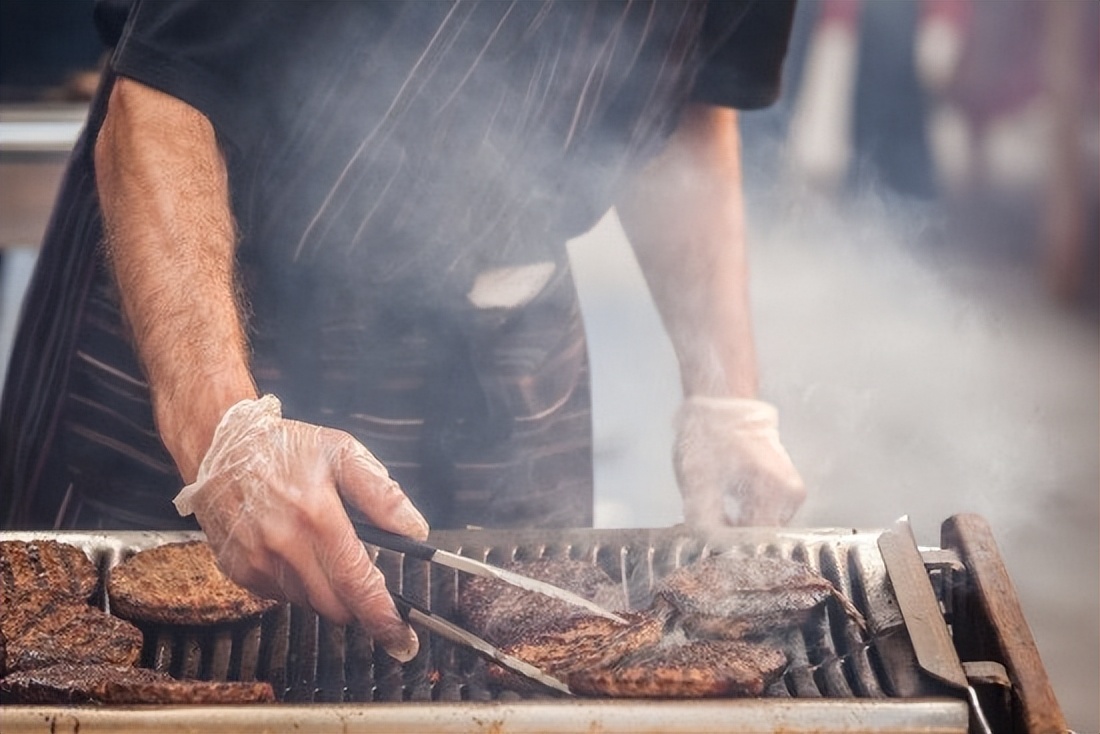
[655, 552, 866, 640]
[568, 638, 789, 698]
[0, 540, 99, 607]
[107, 541, 279, 625]
[1, 588, 143, 673]
[0, 663, 276, 704]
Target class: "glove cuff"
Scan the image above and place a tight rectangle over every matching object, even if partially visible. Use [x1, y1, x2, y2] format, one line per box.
[675, 396, 779, 432]
[173, 394, 283, 516]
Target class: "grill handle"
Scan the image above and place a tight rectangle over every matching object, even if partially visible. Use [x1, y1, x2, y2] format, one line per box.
[941, 514, 1070, 734]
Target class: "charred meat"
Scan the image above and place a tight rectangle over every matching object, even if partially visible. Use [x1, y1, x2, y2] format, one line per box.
[569, 636, 788, 698]
[0, 663, 275, 704]
[655, 551, 866, 640]
[107, 541, 279, 625]
[0, 540, 99, 607]
[1, 589, 143, 673]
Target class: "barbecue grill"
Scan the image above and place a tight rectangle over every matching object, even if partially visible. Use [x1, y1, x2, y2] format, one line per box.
[0, 514, 1069, 733]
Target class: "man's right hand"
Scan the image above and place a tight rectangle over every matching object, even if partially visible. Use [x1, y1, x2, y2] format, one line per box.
[173, 395, 430, 662]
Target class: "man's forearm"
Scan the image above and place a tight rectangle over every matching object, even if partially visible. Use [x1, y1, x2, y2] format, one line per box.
[616, 104, 758, 399]
[95, 77, 257, 482]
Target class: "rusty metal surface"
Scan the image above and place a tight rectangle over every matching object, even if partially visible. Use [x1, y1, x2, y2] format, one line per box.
[941, 514, 1070, 734]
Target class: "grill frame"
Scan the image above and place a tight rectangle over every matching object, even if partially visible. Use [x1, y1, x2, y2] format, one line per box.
[0, 516, 1064, 733]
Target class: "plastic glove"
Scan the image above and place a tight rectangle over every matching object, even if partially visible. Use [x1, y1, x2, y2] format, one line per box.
[174, 395, 429, 661]
[674, 397, 806, 527]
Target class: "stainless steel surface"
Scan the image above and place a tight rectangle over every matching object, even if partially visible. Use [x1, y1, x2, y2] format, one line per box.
[877, 518, 969, 690]
[0, 103, 87, 153]
[0, 700, 971, 734]
[0, 523, 1021, 733]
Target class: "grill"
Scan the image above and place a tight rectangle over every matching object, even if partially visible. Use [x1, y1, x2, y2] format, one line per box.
[1, 514, 1068, 733]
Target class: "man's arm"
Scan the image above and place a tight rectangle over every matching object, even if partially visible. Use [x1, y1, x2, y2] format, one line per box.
[617, 103, 756, 401]
[616, 103, 805, 526]
[95, 77, 255, 482]
[94, 78, 428, 659]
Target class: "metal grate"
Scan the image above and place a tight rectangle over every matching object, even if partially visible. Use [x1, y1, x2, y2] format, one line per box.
[3, 527, 952, 704]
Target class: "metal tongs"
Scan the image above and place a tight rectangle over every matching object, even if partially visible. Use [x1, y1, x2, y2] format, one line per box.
[357, 526, 628, 695]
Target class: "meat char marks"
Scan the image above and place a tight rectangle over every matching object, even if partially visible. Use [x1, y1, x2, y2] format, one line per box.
[569, 636, 789, 698]
[107, 541, 279, 625]
[654, 551, 867, 641]
[458, 558, 631, 648]
[1, 539, 280, 704]
[1, 589, 143, 673]
[0, 540, 99, 607]
[0, 663, 275, 704]
[0, 541, 143, 674]
[458, 558, 659, 691]
[454, 550, 869, 699]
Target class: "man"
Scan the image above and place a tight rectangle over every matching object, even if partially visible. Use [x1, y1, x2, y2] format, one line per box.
[1, 1, 804, 661]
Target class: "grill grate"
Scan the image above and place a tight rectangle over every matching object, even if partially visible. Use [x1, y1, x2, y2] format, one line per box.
[4, 527, 947, 704]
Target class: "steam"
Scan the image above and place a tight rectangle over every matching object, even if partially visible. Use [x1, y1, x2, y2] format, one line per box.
[572, 159, 1099, 549]
[570, 136, 1098, 731]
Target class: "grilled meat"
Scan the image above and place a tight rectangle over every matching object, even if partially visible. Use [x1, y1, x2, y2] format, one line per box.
[107, 541, 279, 625]
[457, 558, 654, 691]
[655, 551, 866, 640]
[489, 609, 667, 689]
[569, 636, 788, 698]
[0, 663, 276, 704]
[457, 558, 629, 647]
[1, 589, 143, 673]
[0, 540, 98, 607]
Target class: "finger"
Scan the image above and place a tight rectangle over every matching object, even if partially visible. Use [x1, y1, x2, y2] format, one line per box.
[329, 431, 429, 540]
[322, 523, 420, 662]
[263, 524, 357, 624]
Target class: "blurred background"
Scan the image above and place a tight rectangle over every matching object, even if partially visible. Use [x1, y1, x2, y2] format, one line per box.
[1, 0, 1097, 730]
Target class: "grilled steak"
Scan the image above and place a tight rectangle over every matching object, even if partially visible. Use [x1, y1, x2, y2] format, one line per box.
[0, 663, 276, 704]
[458, 558, 629, 647]
[107, 541, 278, 625]
[457, 558, 657, 692]
[0, 589, 143, 673]
[489, 610, 667, 689]
[0, 540, 98, 606]
[568, 637, 788, 698]
[655, 552, 866, 640]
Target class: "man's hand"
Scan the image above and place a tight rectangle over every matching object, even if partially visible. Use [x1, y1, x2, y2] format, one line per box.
[674, 397, 805, 526]
[174, 396, 429, 661]
[617, 104, 807, 526]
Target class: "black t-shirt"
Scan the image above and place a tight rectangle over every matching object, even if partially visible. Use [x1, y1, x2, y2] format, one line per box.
[97, 0, 795, 395]
[0, 0, 795, 528]
[99, 0, 793, 294]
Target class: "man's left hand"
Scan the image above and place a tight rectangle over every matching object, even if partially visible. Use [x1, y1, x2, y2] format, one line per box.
[674, 397, 806, 526]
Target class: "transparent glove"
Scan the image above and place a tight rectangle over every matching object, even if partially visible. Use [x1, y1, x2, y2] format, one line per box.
[174, 395, 429, 661]
[674, 397, 806, 527]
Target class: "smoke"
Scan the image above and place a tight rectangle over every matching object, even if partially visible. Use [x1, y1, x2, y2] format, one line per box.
[569, 130, 1099, 731]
